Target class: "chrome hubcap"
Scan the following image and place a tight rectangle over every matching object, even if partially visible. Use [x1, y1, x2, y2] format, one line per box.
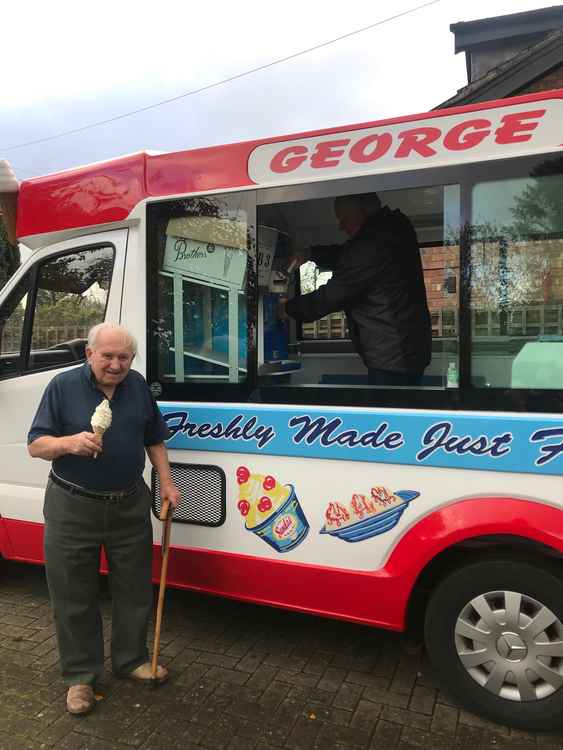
[455, 590, 563, 701]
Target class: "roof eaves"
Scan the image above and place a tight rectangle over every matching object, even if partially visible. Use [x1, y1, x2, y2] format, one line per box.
[436, 28, 563, 108]
[450, 6, 563, 51]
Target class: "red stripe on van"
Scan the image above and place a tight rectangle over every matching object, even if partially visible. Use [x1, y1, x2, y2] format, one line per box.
[2, 497, 563, 630]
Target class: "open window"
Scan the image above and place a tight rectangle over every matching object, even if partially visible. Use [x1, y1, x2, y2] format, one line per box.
[256, 182, 460, 390]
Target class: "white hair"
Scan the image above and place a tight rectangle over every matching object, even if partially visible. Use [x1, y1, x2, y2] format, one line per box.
[87, 322, 137, 355]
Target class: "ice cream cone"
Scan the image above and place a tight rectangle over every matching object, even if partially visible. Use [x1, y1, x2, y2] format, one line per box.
[90, 398, 112, 459]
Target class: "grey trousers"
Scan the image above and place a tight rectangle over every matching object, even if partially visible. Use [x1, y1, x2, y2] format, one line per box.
[43, 478, 154, 686]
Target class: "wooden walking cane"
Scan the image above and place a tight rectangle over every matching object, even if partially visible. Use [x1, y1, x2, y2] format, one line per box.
[150, 497, 173, 687]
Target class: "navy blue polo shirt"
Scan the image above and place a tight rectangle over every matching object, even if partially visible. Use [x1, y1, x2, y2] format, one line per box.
[28, 363, 170, 491]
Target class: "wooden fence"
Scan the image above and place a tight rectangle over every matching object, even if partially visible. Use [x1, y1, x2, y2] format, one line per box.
[2, 324, 89, 354]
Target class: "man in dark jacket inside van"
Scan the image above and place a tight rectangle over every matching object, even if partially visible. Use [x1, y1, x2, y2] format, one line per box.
[284, 193, 432, 386]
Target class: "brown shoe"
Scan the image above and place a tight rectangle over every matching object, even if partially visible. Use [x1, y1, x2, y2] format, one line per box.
[128, 662, 168, 683]
[66, 685, 95, 715]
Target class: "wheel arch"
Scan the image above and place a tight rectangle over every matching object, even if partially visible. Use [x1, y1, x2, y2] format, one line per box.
[381, 496, 563, 631]
[405, 533, 563, 632]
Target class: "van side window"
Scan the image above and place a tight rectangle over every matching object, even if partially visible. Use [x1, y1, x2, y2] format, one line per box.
[0, 245, 114, 378]
[257, 184, 460, 389]
[470, 159, 563, 389]
[28, 246, 114, 371]
[0, 275, 31, 377]
[147, 193, 255, 387]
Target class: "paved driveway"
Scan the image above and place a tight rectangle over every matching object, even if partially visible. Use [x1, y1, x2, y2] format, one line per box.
[0, 560, 562, 750]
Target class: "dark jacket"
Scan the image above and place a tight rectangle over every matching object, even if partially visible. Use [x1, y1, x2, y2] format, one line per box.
[285, 206, 432, 372]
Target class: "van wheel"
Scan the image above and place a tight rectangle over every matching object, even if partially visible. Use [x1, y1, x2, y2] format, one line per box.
[424, 558, 563, 731]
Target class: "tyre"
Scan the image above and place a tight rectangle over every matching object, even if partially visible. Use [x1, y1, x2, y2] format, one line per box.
[424, 557, 563, 731]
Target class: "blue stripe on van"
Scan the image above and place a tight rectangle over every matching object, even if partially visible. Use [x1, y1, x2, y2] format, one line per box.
[158, 402, 563, 476]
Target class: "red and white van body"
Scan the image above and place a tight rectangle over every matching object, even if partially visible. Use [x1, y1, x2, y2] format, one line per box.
[1, 89, 563, 633]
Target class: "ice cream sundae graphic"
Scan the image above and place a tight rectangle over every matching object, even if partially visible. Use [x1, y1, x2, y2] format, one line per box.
[320, 485, 419, 542]
[90, 399, 112, 459]
[236, 466, 309, 553]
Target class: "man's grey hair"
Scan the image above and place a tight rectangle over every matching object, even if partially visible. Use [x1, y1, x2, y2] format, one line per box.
[334, 192, 381, 214]
[87, 322, 138, 355]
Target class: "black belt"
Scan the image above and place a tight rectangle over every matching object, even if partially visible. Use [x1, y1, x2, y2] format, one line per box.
[49, 472, 139, 501]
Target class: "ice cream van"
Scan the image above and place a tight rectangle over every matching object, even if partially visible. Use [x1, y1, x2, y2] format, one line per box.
[2, 89, 563, 730]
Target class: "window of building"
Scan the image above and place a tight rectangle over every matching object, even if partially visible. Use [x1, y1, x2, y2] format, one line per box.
[469, 159, 563, 389]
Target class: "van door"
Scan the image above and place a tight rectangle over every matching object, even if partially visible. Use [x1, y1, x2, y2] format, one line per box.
[0, 229, 127, 554]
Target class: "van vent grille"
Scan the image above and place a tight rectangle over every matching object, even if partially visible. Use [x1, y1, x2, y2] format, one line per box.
[151, 463, 225, 527]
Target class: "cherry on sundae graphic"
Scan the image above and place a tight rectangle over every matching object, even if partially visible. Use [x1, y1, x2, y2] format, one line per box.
[235, 466, 309, 553]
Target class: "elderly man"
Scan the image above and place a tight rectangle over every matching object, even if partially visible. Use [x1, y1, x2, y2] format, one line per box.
[285, 193, 432, 386]
[28, 322, 180, 715]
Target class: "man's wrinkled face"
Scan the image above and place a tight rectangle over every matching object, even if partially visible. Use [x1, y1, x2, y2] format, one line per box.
[86, 331, 134, 387]
[335, 203, 368, 238]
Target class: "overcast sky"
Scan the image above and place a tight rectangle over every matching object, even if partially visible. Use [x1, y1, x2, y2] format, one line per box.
[2, 0, 560, 181]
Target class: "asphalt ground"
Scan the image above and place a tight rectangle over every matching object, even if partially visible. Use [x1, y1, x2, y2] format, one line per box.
[1, 560, 563, 750]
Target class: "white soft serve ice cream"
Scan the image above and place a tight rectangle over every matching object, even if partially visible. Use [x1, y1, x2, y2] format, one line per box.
[91, 399, 112, 434]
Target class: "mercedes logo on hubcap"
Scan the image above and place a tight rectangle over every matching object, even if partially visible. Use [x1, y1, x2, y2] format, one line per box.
[496, 632, 528, 662]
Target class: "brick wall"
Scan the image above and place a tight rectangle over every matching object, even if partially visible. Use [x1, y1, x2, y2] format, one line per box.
[516, 60, 563, 95]
[304, 237, 563, 341]
[421, 246, 459, 311]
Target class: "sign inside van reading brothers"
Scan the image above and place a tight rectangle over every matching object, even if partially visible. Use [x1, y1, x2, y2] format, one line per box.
[164, 214, 247, 289]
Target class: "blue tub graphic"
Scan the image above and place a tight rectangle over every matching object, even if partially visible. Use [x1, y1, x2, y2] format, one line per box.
[319, 490, 419, 542]
[249, 484, 309, 553]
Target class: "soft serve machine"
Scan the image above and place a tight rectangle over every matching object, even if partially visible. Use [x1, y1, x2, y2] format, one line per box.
[257, 225, 301, 378]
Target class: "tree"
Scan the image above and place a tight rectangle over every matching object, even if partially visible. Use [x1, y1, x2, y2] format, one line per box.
[0, 216, 20, 290]
[511, 156, 563, 237]
[468, 156, 563, 336]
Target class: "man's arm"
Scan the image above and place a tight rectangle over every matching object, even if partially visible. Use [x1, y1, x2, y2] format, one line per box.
[286, 242, 379, 322]
[146, 442, 181, 507]
[309, 243, 342, 271]
[290, 244, 342, 273]
[27, 377, 102, 459]
[28, 432, 102, 460]
[29, 433, 102, 460]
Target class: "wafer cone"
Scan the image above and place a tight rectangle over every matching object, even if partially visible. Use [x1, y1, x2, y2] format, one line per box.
[92, 427, 105, 459]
